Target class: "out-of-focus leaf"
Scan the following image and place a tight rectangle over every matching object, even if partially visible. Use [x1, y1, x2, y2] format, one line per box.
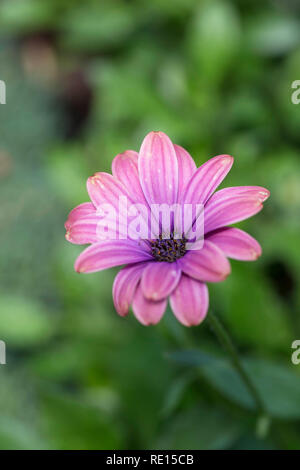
[233, 434, 275, 450]
[157, 405, 242, 449]
[160, 372, 195, 418]
[166, 350, 217, 366]
[0, 416, 46, 450]
[0, 0, 55, 32]
[107, 329, 175, 445]
[40, 390, 122, 450]
[202, 358, 300, 419]
[0, 295, 55, 347]
[61, 4, 138, 51]
[187, 0, 240, 85]
[246, 14, 300, 56]
[167, 349, 300, 419]
[47, 145, 90, 206]
[157, 58, 188, 105]
[210, 264, 292, 351]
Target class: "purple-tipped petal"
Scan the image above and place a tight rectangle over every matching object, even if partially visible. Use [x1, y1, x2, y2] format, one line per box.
[138, 131, 178, 205]
[206, 227, 262, 261]
[174, 144, 197, 200]
[75, 240, 152, 273]
[112, 150, 148, 205]
[203, 186, 269, 233]
[170, 275, 209, 326]
[178, 240, 231, 282]
[141, 261, 181, 301]
[181, 154, 234, 206]
[132, 283, 167, 325]
[65, 202, 96, 230]
[113, 263, 146, 316]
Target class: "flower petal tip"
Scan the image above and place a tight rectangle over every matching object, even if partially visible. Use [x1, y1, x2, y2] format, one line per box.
[221, 154, 234, 165]
[258, 189, 270, 202]
[213, 154, 234, 169]
[251, 248, 262, 260]
[88, 175, 96, 185]
[180, 318, 205, 327]
[74, 258, 85, 273]
[221, 264, 231, 281]
[65, 230, 71, 242]
[116, 303, 130, 317]
[87, 173, 108, 193]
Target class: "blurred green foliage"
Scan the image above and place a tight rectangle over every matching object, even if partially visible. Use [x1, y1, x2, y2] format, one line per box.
[0, 0, 300, 450]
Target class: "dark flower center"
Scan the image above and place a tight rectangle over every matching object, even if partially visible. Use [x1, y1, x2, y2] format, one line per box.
[150, 234, 187, 263]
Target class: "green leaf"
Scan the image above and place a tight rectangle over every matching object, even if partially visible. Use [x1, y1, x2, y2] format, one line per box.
[166, 349, 217, 366]
[0, 416, 46, 450]
[62, 4, 138, 51]
[0, 0, 55, 32]
[160, 372, 195, 418]
[167, 349, 300, 419]
[210, 264, 292, 351]
[0, 295, 55, 347]
[246, 13, 300, 57]
[40, 390, 122, 450]
[157, 405, 242, 449]
[187, 0, 240, 85]
[202, 358, 300, 419]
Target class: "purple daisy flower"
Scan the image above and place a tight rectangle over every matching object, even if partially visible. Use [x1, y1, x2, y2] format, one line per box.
[65, 131, 269, 326]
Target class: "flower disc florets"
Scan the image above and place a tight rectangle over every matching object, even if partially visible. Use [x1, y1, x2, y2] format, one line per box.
[150, 233, 187, 263]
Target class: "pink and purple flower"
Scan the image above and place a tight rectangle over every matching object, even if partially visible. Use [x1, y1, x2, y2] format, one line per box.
[65, 131, 269, 326]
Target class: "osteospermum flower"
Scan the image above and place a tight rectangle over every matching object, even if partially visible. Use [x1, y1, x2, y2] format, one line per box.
[65, 131, 269, 326]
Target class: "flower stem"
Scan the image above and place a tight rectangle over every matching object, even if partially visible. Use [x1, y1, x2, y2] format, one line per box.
[207, 311, 270, 438]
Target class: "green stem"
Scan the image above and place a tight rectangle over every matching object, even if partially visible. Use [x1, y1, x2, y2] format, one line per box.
[207, 311, 270, 437]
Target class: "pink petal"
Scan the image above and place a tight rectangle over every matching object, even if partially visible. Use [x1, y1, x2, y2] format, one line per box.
[180, 154, 234, 206]
[170, 275, 209, 326]
[66, 214, 130, 244]
[87, 172, 135, 209]
[178, 240, 231, 282]
[65, 202, 96, 230]
[74, 240, 152, 273]
[86, 171, 151, 238]
[206, 227, 262, 261]
[141, 261, 181, 301]
[111, 150, 148, 205]
[207, 186, 270, 203]
[113, 263, 146, 316]
[174, 144, 197, 200]
[204, 186, 269, 234]
[65, 215, 99, 245]
[138, 131, 178, 205]
[132, 284, 167, 325]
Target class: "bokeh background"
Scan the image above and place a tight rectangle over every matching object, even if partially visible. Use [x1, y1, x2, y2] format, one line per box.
[0, 0, 300, 450]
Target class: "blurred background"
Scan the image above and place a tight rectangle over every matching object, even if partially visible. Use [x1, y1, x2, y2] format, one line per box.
[0, 0, 300, 450]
